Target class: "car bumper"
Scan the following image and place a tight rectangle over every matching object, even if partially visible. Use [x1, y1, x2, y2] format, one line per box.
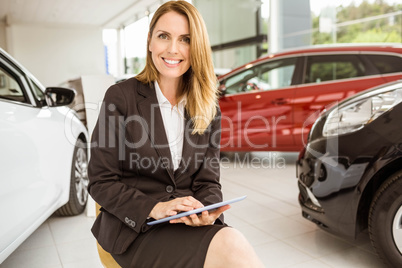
[296, 138, 365, 238]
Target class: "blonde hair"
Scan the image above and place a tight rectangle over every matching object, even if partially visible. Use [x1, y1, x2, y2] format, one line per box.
[136, 0, 218, 135]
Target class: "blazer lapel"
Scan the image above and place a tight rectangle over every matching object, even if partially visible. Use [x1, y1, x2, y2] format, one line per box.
[136, 83, 175, 181]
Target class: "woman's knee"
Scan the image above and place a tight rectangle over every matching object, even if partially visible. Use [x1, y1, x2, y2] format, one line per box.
[213, 227, 249, 249]
[205, 227, 260, 268]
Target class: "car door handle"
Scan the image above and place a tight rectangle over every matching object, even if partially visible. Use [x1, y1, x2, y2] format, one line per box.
[271, 98, 288, 105]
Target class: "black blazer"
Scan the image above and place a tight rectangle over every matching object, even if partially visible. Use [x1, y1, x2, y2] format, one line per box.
[88, 77, 224, 254]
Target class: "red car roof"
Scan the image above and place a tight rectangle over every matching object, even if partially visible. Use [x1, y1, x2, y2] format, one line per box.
[218, 43, 402, 80]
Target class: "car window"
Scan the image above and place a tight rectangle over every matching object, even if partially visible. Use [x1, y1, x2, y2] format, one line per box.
[225, 69, 255, 94]
[365, 54, 402, 74]
[0, 66, 28, 103]
[30, 79, 46, 104]
[258, 58, 297, 90]
[223, 57, 297, 94]
[304, 55, 366, 83]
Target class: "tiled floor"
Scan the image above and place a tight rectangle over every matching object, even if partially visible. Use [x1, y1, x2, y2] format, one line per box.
[1, 152, 389, 268]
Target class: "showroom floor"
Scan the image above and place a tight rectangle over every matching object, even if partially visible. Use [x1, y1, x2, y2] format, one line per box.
[2, 152, 389, 268]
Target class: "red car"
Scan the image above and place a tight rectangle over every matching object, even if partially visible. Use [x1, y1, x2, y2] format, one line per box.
[218, 44, 402, 152]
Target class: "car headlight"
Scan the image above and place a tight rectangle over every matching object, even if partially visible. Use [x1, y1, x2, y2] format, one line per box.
[323, 87, 402, 137]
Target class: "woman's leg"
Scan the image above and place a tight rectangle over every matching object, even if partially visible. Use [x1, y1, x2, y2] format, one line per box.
[204, 227, 265, 268]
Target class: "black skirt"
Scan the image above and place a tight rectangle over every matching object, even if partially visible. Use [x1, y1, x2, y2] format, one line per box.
[111, 222, 228, 268]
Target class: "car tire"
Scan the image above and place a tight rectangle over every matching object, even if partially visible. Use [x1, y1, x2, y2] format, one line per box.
[369, 171, 402, 267]
[55, 139, 89, 216]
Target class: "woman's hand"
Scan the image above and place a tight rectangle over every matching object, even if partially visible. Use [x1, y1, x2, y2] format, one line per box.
[170, 204, 231, 226]
[149, 196, 204, 220]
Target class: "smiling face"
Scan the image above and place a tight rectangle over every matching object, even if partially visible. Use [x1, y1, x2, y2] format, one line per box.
[149, 11, 191, 86]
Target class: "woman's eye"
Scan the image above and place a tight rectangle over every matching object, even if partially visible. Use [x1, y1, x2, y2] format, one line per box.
[182, 37, 190, 44]
[158, 33, 168, 40]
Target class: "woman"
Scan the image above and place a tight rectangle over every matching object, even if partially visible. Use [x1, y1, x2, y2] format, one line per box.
[88, 1, 264, 267]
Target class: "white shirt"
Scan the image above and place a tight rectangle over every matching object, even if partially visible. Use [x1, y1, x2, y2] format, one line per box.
[154, 81, 186, 171]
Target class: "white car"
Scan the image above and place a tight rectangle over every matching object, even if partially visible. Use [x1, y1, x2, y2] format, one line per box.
[0, 48, 89, 263]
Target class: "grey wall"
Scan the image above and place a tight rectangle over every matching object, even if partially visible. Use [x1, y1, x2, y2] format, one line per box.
[269, 0, 311, 53]
[194, 0, 312, 70]
[4, 24, 105, 86]
[194, 0, 259, 69]
[0, 23, 6, 49]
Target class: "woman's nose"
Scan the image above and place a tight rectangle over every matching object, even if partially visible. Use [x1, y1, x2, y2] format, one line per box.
[168, 40, 179, 54]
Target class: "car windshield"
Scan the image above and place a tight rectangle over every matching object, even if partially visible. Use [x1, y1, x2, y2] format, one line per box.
[223, 57, 297, 94]
[0, 66, 28, 103]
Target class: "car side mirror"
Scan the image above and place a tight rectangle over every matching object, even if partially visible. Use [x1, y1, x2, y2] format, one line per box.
[44, 87, 76, 107]
[218, 83, 227, 96]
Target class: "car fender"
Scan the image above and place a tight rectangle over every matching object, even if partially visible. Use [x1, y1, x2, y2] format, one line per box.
[54, 106, 89, 206]
[355, 146, 402, 233]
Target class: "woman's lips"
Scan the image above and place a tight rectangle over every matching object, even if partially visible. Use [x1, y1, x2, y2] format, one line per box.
[162, 57, 182, 67]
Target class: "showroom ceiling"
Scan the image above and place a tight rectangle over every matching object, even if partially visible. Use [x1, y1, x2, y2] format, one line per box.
[0, 0, 164, 28]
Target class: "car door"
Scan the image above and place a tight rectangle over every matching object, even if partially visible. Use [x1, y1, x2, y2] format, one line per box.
[0, 59, 61, 254]
[293, 53, 389, 150]
[219, 56, 300, 151]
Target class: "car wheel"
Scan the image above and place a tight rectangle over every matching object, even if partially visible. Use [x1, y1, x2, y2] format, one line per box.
[55, 139, 89, 216]
[369, 170, 402, 267]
